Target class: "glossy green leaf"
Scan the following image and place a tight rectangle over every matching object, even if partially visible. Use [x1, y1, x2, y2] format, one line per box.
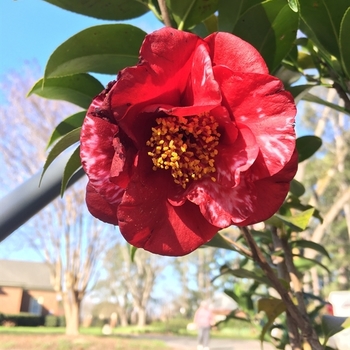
[224, 289, 254, 312]
[289, 179, 305, 197]
[303, 92, 350, 116]
[61, 146, 82, 196]
[288, 84, 315, 104]
[340, 7, 350, 79]
[47, 111, 86, 149]
[287, 0, 299, 13]
[275, 208, 315, 231]
[130, 245, 138, 263]
[28, 74, 104, 109]
[224, 268, 272, 286]
[296, 135, 322, 163]
[299, 0, 349, 60]
[233, 0, 299, 72]
[258, 298, 286, 343]
[283, 195, 323, 223]
[203, 14, 218, 34]
[43, 0, 148, 20]
[218, 0, 243, 32]
[166, 0, 219, 30]
[45, 25, 147, 78]
[205, 232, 238, 251]
[293, 255, 330, 274]
[41, 128, 81, 185]
[275, 66, 301, 87]
[322, 315, 350, 344]
[291, 239, 330, 260]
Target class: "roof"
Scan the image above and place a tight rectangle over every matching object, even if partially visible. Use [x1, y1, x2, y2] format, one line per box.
[0, 259, 54, 291]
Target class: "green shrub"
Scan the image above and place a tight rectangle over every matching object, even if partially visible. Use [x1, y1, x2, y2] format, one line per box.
[45, 315, 59, 327]
[90, 317, 108, 328]
[1, 313, 45, 326]
[58, 315, 66, 327]
[151, 317, 189, 334]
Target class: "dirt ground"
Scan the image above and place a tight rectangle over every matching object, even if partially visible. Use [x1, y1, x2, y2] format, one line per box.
[0, 334, 172, 350]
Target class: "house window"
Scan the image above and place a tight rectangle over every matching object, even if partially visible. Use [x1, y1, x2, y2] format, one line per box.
[29, 296, 43, 315]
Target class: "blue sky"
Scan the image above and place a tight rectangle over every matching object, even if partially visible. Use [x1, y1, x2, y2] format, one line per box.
[0, 0, 162, 261]
[0, 0, 162, 78]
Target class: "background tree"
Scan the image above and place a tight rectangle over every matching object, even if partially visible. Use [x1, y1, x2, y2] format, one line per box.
[94, 241, 163, 327]
[0, 65, 116, 335]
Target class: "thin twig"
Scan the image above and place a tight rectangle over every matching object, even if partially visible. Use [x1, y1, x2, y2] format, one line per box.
[157, 0, 172, 27]
[333, 82, 350, 111]
[271, 229, 302, 350]
[220, 234, 253, 257]
[240, 227, 323, 350]
[280, 236, 309, 316]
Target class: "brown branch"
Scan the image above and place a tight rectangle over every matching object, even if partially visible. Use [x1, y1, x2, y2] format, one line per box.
[240, 227, 323, 350]
[220, 234, 253, 257]
[157, 0, 172, 27]
[333, 82, 350, 111]
[271, 229, 302, 350]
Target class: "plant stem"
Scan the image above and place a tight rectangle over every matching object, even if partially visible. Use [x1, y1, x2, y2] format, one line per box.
[271, 228, 302, 350]
[220, 234, 253, 257]
[157, 0, 172, 27]
[241, 226, 323, 350]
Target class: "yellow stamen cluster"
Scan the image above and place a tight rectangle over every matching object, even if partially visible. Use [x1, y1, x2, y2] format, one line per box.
[146, 114, 220, 188]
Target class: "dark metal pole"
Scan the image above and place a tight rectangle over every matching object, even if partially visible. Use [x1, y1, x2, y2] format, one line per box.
[0, 153, 85, 242]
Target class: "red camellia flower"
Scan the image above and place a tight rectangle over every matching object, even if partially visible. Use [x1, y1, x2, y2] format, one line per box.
[80, 27, 298, 256]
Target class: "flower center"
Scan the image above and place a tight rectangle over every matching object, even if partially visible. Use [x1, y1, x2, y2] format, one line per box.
[146, 114, 220, 188]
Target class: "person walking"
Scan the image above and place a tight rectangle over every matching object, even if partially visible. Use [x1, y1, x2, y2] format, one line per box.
[194, 301, 214, 350]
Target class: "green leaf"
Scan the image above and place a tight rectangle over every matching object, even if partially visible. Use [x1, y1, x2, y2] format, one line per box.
[275, 66, 302, 87]
[303, 92, 350, 116]
[340, 7, 350, 79]
[299, 0, 350, 60]
[61, 146, 82, 196]
[225, 289, 255, 313]
[287, 0, 299, 13]
[166, 0, 219, 30]
[275, 208, 315, 231]
[296, 135, 322, 163]
[28, 74, 104, 109]
[47, 111, 86, 148]
[45, 25, 147, 78]
[205, 232, 238, 251]
[130, 245, 138, 263]
[223, 268, 272, 286]
[218, 0, 243, 32]
[293, 255, 331, 274]
[41, 128, 81, 185]
[233, 0, 299, 72]
[43, 0, 148, 20]
[258, 298, 286, 343]
[288, 84, 315, 104]
[283, 195, 323, 223]
[289, 179, 305, 197]
[291, 239, 331, 260]
[322, 315, 350, 344]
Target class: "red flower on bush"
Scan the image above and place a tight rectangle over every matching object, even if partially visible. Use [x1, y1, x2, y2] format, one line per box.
[80, 28, 297, 256]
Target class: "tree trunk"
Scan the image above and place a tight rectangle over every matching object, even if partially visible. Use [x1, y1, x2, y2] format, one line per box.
[63, 293, 81, 335]
[137, 307, 147, 328]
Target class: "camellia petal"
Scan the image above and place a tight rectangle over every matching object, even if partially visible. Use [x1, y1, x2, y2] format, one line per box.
[85, 182, 120, 225]
[117, 169, 219, 256]
[215, 70, 296, 177]
[80, 27, 298, 256]
[205, 32, 269, 74]
[80, 114, 122, 207]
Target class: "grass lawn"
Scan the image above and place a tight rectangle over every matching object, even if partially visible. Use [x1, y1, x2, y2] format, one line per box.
[0, 321, 258, 349]
[0, 331, 170, 350]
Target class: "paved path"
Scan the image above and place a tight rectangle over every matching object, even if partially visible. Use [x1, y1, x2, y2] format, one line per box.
[128, 334, 275, 350]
